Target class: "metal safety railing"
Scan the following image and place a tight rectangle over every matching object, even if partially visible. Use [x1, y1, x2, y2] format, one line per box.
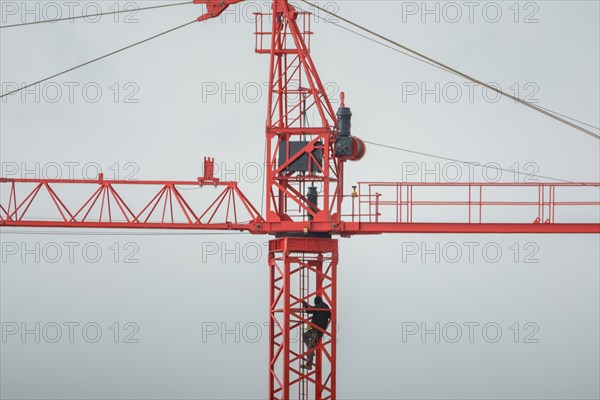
[254, 11, 313, 54]
[345, 182, 600, 224]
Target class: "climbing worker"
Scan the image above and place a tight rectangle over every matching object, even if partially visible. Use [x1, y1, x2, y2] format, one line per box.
[301, 295, 331, 370]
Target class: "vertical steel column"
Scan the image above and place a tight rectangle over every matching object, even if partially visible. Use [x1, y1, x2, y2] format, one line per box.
[268, 237, 338, 400]
[260, 0, 340, 224]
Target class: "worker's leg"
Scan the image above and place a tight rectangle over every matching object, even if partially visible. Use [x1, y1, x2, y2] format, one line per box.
[303, 330, 312, 350]
[306, 330, 320, 365]
[303, 330, 317, 365]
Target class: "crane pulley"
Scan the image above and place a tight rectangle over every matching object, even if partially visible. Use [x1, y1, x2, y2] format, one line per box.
[194, 0, 244, 22]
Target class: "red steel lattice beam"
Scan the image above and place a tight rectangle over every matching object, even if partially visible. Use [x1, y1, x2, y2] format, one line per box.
[1, 179, 599, 234]
[268, 237, 337, 400]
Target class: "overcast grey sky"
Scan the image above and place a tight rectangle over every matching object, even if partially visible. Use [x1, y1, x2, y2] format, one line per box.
[1, 1, 599, 399]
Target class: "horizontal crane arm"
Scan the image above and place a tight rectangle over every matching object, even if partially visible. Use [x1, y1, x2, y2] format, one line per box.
[342, 222, 600, 235]
[2, 177, 599, 234]
[331, 181, 600, 235]
[0, 161, 263, 232]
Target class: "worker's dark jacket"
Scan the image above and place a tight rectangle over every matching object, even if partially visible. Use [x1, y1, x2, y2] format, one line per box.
[304, 301, 331, 332]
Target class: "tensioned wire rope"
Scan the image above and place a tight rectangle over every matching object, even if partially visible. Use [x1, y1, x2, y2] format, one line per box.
[2, 0, 598, 139]
[0, 1, 194, 29]
[298, 0, 600, 140]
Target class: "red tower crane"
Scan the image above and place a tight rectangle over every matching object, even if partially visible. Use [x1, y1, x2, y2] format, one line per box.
[1, 0, 599, 399]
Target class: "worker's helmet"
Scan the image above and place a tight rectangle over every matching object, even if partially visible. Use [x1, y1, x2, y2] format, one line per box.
[314, 296, 323, 304]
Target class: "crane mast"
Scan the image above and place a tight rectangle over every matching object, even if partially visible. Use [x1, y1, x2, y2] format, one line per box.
[258, 0, 363, 225]
[259, 3, 348, 396]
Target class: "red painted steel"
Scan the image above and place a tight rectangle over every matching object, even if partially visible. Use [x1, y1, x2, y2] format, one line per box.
[1, 1, 599, 399]
[2, 178, 598, 234]
[268, 237, 337, 400]
[194, 0, 244, 21]
[0, 177, 262, 231]
[346, 182, 600, 230]
[256, 4, 346, 224]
